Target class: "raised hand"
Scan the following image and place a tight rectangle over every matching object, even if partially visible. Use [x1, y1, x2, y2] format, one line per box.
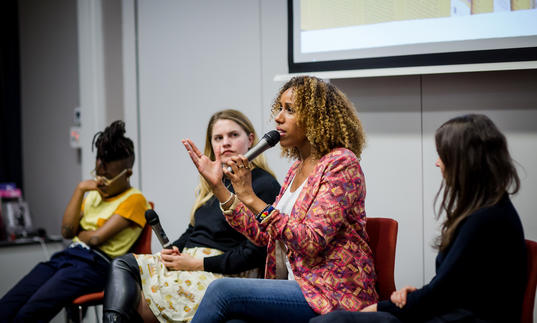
[79, 178, 110, 197]
[62, 179, 102, 239]
[225, 155, 255, 205]
[182, 138, 224, 188]
[78, 179, 100, 192]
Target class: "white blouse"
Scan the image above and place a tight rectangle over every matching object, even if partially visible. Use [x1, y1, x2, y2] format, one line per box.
[274, 176, 306, 280]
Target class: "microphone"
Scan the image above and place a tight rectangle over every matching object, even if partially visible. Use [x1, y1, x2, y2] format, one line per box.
[145, 209, 172, 249]
[226, 130, 280, 172]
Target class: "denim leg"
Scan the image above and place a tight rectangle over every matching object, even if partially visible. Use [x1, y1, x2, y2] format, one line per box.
[191, 278, 317, 323]
[13, 251, 108, 322]
[0, 261, 59, 322]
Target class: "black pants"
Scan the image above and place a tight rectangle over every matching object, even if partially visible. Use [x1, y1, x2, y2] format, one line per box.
[103, 253, 143, 321]
[310, 311, 401, 323]
[310, 309, 489, 323]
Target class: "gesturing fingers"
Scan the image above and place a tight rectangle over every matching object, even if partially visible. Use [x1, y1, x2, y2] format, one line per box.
[238, 155, 250, 169]
[228, 155, 251, 172]
[187, 139, 203, 157]
[182, 139, 201, 157]
[182, 139, 202, 168]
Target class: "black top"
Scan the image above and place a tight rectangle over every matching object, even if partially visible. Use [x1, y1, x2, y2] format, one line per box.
[378, 195, 526, 322]
[172, 168, 280, 275]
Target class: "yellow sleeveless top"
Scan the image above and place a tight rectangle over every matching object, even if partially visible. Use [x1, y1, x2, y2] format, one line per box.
[73, 187, 149, 258]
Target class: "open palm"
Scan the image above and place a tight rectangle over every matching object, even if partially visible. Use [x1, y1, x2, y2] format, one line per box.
[182, 139, 223, 187]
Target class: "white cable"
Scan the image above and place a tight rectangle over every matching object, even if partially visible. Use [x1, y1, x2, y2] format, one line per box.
[35, 237, 50, 259]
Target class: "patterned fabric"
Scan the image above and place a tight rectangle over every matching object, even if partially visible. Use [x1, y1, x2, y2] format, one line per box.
[74, 187, 149, 258]
[136, 247, 258, 323]
[224, 148, 378, 314]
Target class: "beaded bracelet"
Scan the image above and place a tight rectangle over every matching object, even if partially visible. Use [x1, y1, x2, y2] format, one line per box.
[219, 193, 235, 207]
[255, 204, 274, 223]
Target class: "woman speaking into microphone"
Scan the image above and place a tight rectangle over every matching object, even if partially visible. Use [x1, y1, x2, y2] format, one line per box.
[184, 76, 377, 323]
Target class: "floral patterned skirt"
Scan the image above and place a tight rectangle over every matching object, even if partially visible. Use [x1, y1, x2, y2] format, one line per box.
[135, 247, 260, 322]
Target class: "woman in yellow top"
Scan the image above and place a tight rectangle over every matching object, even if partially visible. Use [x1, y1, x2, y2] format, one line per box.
[0, 120, 150, 322]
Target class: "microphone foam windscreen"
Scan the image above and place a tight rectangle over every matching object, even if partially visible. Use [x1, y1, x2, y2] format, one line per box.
[145, 209, 159, 225]
[263, 130, 280, 146]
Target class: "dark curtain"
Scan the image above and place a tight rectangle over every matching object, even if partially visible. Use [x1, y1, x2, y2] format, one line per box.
[0, 0, 23, 190]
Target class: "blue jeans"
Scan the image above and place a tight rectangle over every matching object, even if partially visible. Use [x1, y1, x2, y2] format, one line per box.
[191, 278, 318, 323]
[0, 245, 109, 323]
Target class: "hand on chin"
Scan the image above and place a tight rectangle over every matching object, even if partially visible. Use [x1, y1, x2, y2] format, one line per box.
[97, 187, 110, 198]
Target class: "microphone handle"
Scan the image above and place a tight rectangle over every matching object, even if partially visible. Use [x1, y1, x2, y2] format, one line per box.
[157, 234, 172, 249]
[151, 223, 172, 249]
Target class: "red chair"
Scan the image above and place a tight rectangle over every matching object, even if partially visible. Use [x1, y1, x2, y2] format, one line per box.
[522, 239, 537, 323]
[365, 217, 398, 301]
[68, 203, 154, 322]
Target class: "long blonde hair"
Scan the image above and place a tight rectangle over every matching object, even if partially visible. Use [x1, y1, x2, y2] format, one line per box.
[189, 109, 275, 224]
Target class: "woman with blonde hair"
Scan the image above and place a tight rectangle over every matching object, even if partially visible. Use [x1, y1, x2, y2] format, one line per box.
[184, 76, 377, 323]
[102, 109, 280, 323]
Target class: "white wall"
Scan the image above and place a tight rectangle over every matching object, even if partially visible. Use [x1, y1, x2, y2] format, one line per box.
[333, 76, 425, 287]
[130, 0, 537, 300]
[16, 1, 125, 321]
[420, 71, 537, 281]
[102, 0, 124, 124]
[334, 70, 537, 289]
[77, 0, 125, 183]
[19, 0, 81, 236]
[134, 0, 292, 246]
[15, 0, 537, 320]
[18, 0, 126, 237]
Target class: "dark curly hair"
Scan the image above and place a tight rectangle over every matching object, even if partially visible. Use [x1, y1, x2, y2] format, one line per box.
[91, 120, 135, 167]
[271, 76, 365, 160]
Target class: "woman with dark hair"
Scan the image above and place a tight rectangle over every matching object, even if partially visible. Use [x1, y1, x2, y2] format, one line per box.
[0, 121, 151, 322]
[184, 76, 377, 323]
[102, 109, 280, 323]
[311, 114, 527, 323]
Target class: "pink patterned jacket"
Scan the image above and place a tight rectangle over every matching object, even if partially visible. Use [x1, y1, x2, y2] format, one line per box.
[223, 148, 378, 314]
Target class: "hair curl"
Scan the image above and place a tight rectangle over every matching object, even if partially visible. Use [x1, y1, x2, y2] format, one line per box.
[434, 114, 520, 251]
[271, 76, 365, 159]
[91, 120, 135, 167]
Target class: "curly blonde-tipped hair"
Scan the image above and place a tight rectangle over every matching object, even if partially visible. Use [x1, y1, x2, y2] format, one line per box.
[271, 76, 366, 160]
[189, 109, 275, 224]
